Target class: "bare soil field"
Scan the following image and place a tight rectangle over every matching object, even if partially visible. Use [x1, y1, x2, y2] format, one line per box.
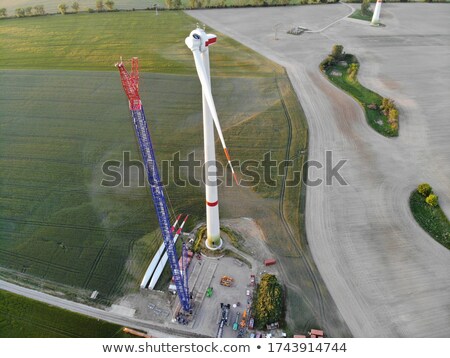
[188, 3, 450, 337]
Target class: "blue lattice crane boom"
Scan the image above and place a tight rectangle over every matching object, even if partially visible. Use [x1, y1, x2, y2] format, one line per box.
[115, 57, 190, 312]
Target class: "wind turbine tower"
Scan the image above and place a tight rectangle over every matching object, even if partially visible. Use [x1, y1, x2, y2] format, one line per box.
[185, 28, 237, 250]
[371, 0, 382, 26]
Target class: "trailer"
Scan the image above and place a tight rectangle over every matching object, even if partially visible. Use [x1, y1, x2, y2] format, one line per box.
[264, 258, 276, 266]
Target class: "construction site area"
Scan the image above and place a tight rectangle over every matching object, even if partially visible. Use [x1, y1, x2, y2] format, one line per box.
[113, 217, 290, 338]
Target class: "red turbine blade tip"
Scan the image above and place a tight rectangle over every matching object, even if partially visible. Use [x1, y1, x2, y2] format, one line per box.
[224, 148, 231, 162]
[233, 173, 239, 186]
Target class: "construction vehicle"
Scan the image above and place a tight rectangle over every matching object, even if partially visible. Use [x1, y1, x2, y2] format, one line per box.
[216, 303, 230, 338]
[116, 58, 190, 312]
[206, 287, 213, 297]
[220, 275, 234, 287]
[248, 317, 255, 330]
[240, 309, 247, 328]
[233, 312, 240, 331]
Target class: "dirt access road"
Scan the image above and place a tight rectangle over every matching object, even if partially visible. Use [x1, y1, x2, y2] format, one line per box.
[0, 279, 207, 338]
[188, 3, 450, 337]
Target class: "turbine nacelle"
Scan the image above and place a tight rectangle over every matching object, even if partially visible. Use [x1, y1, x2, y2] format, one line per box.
[185, 29, 217, 54]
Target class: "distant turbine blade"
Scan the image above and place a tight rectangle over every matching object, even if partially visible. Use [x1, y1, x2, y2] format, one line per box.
[192, 50, 238, 185]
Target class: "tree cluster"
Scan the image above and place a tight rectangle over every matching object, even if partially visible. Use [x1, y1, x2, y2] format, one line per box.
[165, 0, 183, 9]
[254, 274, 284, 330]
[56, 1, 114, 15]
[418, 183, 439, 207]
[13, 5, 46, 18]
[166, 0, 297, 9]
[320, 44, 345, 71]
[380, 98, 399, 131]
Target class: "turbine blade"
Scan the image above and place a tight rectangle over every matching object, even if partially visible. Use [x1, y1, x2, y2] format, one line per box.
[170, 214, 183, 233]
[192, 50, 239, 185]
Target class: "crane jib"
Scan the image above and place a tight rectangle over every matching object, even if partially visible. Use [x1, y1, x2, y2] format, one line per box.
[130, 107, 191, 311]
[116, 60, 191, 312]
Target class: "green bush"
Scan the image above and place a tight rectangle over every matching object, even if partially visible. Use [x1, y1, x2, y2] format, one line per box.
[347, 63, 359, 82]
[320, 55, 335, 71]
[426, 194, 439, 207]
[57, 3, 67, 14]
[417, 183, 432, 197]
[193, 226, 206, 252]
[331, 44, 344, 60]
[15, 8, 26, 17]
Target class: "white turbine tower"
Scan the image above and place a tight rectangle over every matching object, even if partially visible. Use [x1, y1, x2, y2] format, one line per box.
[371, 0, 382, 26]
[185, 28, 237, 250]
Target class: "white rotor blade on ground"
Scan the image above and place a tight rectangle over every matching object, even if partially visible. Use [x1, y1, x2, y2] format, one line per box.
[148, 215, 189, 289]
[191, 49, 238, 184]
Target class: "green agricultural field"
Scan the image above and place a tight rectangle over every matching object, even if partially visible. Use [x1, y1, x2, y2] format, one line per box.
[0, 10, 309, 314]
[0, 289, 129, 337]
[0, 11, 279, 76]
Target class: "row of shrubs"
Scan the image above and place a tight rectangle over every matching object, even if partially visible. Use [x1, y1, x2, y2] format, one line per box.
[165, 0, 338, 8]
[0, 1, 116, 18]
[1, 0, 344, 18]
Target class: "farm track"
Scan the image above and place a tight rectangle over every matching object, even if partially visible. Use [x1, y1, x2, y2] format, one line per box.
[82, 238, 112, 289]
[0, 279, 210, 338]
[107, 235, 141, 298]
[275, 78, 326, 329]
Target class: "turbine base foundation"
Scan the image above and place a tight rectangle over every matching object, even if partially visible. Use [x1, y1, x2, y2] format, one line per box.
[205, 237, 223, 251]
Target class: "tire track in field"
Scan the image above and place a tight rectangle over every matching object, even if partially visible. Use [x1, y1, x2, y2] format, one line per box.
[82, 237, 112, 289]
[0, 217, 144, 235]
[107, 235, 138, 298]
[0, 248, 81, 275]
[275, 77, 326, 328]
